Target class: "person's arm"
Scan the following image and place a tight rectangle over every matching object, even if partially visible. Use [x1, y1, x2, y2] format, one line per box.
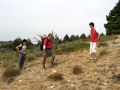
[16, 44, 22, 52]
[43, 39, 47, 50]
[97, 33, 100, 42]
[95, 28, 100, 43]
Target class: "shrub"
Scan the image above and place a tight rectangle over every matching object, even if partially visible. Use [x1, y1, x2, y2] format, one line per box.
[3, 68, 20, 84]
[72, 65, 83, 75]
[48, 73, 64, 81]
[57, 42, 89, 54]
[98, 42, 108, 47]
[99, 49, 108, 56]
[112, 74, 120, 82]
[27, 53, 36, 62]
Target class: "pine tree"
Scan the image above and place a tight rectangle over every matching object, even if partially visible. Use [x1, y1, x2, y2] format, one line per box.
[87, 34, 91, 39]
[105, 0, 120, 35]
[63, 34, 70, 42]
[70, 35, 76, 41]
[80, 34, 86, 39]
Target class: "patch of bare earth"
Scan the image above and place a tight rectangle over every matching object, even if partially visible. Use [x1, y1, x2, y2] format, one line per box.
[1, 36, 120, 90]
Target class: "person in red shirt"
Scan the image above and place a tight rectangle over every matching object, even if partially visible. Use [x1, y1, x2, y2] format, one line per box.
[42, 33, 55, 69]
[89, 22, 100, 60]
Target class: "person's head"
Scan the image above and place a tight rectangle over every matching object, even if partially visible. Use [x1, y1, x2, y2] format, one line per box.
[89, 22, 95, 29]
[22, 39, 27, 45]
[48, 33, 53, 39]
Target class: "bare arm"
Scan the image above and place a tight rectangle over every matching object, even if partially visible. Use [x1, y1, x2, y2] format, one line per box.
[97, 33, 100, 42]
[16, 44, 22, 52]
[95, 28, 100, 43]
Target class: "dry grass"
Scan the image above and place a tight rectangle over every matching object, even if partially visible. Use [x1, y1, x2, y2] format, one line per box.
[72, 65, 83, 75]
[112, 74, 120, 82]
[99, 49, 108, 56]
[58, 85, 76, 90]
[3, 68, 20, 84]
[98, 42, 108, 47]
[48, 73, 64, 81]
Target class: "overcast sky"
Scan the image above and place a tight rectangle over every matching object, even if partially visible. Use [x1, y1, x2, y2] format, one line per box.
[0, 0, 118, 42]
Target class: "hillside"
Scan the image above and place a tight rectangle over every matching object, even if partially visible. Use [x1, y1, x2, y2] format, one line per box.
[0, 36, 120, 90]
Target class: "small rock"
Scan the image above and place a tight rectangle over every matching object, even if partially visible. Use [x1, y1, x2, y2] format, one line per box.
[50, 86, 55, 88]
[71, 84, 74, 87]
[19, 80, 22, 82]
[67, 79, 71, 83]
[52, 69, 57, 73]
[103, 82, 107, 85]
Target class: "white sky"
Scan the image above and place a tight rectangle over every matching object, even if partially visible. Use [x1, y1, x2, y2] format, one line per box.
[0, 0, 118, 42]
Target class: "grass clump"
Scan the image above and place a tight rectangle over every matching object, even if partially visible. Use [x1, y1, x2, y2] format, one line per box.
[112, 74, 120, 82]
[48, 73, 64, 81]
[3, 68, 20, 84]
[99, 49, 108, 56]
[98, 42, 108, 47]
[27, 53, 36, 62]
[72, 65, 83, 75]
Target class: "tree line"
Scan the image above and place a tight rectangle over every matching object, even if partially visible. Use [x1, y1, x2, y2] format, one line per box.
[0, 38, 34, 51]
[0, 32, 106, 51]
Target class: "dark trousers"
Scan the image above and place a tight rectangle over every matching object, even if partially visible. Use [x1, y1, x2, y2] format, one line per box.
[18, 54, 26, 70]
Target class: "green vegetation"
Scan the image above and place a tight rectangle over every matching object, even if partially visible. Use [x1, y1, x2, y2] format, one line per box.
[0, 38, 34, 51]
[0, 48, 40, 68]
[105, 0, 120, 35]
[0, 38, 90, 68]
[80, 33, 87, 40]
[56, 40, 89, 54]
[0, 34, 112, 69]
[63, 34, 70, 42]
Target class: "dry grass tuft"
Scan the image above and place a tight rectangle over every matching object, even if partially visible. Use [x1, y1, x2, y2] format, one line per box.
[112, 74, 120, 82]
[72, 65, 83, 75]
[3, 68, 20, 84]
[99, 49, 108, 56]
[98, 42, 108, 47]
[48, 73, 64, 81]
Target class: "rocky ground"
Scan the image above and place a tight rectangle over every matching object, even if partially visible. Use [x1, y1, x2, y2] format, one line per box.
[0, 36, 120, 90]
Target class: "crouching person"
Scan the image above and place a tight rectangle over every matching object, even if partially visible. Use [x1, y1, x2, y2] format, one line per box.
[42, 34, 55, 69]
[16, 39, 27, 71]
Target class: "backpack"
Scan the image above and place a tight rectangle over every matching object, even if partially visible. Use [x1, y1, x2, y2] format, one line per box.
[40, 37, 47, 51]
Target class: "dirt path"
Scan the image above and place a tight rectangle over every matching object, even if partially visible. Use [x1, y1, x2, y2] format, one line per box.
[0, 39, 120, 90]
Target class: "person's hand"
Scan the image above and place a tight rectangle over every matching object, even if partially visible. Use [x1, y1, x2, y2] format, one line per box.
[16, 50, 19, 53]
[43, 45, 46, 50]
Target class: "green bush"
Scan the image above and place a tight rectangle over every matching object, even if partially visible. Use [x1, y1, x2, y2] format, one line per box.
[56, 42, 89, 54]
[27, 53, 36, 62]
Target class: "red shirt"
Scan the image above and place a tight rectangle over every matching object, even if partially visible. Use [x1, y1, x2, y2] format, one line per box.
[44, 37, 52, 49]
[90, 28, 98, 42]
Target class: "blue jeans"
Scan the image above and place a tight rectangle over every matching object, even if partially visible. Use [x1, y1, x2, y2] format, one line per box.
[18, 54, 26, 70]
